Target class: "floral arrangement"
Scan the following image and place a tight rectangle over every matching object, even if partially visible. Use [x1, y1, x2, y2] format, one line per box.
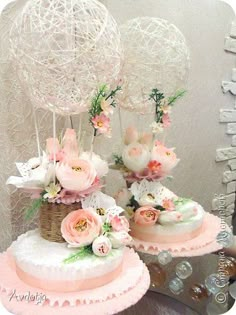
[115, 179, 198, 227]
[113, 126, 179, 183]
[62, 192, 132, 263]
[89, 84, 121, 137]
[149, 88, 186, 133]
[7, 128, 109, 219]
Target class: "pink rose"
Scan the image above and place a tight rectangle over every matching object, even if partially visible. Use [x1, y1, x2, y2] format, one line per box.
[110, 215, 130, 232]
[56, 159, 97, 191]
[124, 126, 139, 145]
[62, 128, 79, 162]
[162, 198, 175, 211]
[134, 206, 160, 226]
[92, 236, 112, 257]
[109, 231, 133, 248]
[61, 209, 102, 247]
[151, 142, 179, 175]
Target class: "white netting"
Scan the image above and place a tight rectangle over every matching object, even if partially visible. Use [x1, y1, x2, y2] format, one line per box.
[119, 17, 190, 114]
[9, 0, 123, 115]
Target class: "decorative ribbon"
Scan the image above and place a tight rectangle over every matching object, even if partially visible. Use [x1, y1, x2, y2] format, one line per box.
[130, 225, 203, 243]
[15, 262, 123, 293]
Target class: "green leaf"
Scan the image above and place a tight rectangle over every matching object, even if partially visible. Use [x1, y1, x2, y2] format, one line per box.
[63, 246, 93, 264]
[174, 197, 192, 206]
[113, 154, 124, 166]
[168, 89, 186, 106]
[24, 198, 43, 220]
[128, 196, 140, 211]
[103, 222, 112, 233]
[154, 205, 166, 211]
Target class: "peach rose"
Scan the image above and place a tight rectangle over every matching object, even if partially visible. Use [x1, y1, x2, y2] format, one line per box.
[56, 159, 97, 191]
[61, 209, 102, 247]
[122, 143, 150, 172]
[151, 142, 179, 175]
[110, 215, 130, 232]
[134, 206, 160, 226]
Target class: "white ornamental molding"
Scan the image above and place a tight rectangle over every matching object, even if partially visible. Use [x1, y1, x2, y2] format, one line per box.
[214, 19, 236, 228]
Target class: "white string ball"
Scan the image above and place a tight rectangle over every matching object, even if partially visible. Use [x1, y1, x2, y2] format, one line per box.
[9, 0, 123, 116]
[119, 17, 190, 114]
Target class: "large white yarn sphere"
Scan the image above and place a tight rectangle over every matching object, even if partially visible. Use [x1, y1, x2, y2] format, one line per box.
[119, 17, 190, 114]
[9, 0, 123, 115]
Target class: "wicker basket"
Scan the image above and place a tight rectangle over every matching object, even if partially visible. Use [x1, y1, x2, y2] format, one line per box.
[39, 202, 81, 243]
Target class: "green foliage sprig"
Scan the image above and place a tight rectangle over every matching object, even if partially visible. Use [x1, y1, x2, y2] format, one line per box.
[149, 88, 186, 126]
[154, 205, 166, 211]
[103, 222, 112, 234]
[63, 245, 93, 264]
[24, 196, 44, 220]
[89, 84, 121, 136]
[113, 154, 124, 166]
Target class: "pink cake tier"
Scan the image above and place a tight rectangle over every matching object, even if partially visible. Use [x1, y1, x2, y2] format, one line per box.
[129, 180, 205, 244]
[0, 247, 150, 315]
[9, 230, 124, 293]
[130, 202, 205, 243]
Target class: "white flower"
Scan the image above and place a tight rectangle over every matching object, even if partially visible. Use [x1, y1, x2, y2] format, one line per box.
[108, 231, 132, 249]
[43, 183, 61, 199]
[130, 179, 176, 206]
[6, 153, 53, 190]
[139, 194, 157, 207]
[101, 98, 113, 116]
[150, 122, 164, 134]
[82, 191, 123, 221]
[92, 236, 112, 257]
[79, 151, 109, 178]
[122, 142, 150, 172]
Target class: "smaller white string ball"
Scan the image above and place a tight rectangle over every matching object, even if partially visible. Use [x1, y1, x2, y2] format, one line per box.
[119, 17, 190, 114]
[10, 0, 123, 115]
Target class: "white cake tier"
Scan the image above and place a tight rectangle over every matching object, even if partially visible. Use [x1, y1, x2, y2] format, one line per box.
[9, 230, 124, 292]
[130, 202, 205, 243]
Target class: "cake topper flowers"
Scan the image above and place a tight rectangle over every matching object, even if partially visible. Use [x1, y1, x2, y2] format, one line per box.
[89, 84, 121, 137]
[112, 128, 179, 183]
[149, 88, 186, 134]
[62, 192, 132, 263]
[115, 179, 198, 228]
[6, 128, 109, 219]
